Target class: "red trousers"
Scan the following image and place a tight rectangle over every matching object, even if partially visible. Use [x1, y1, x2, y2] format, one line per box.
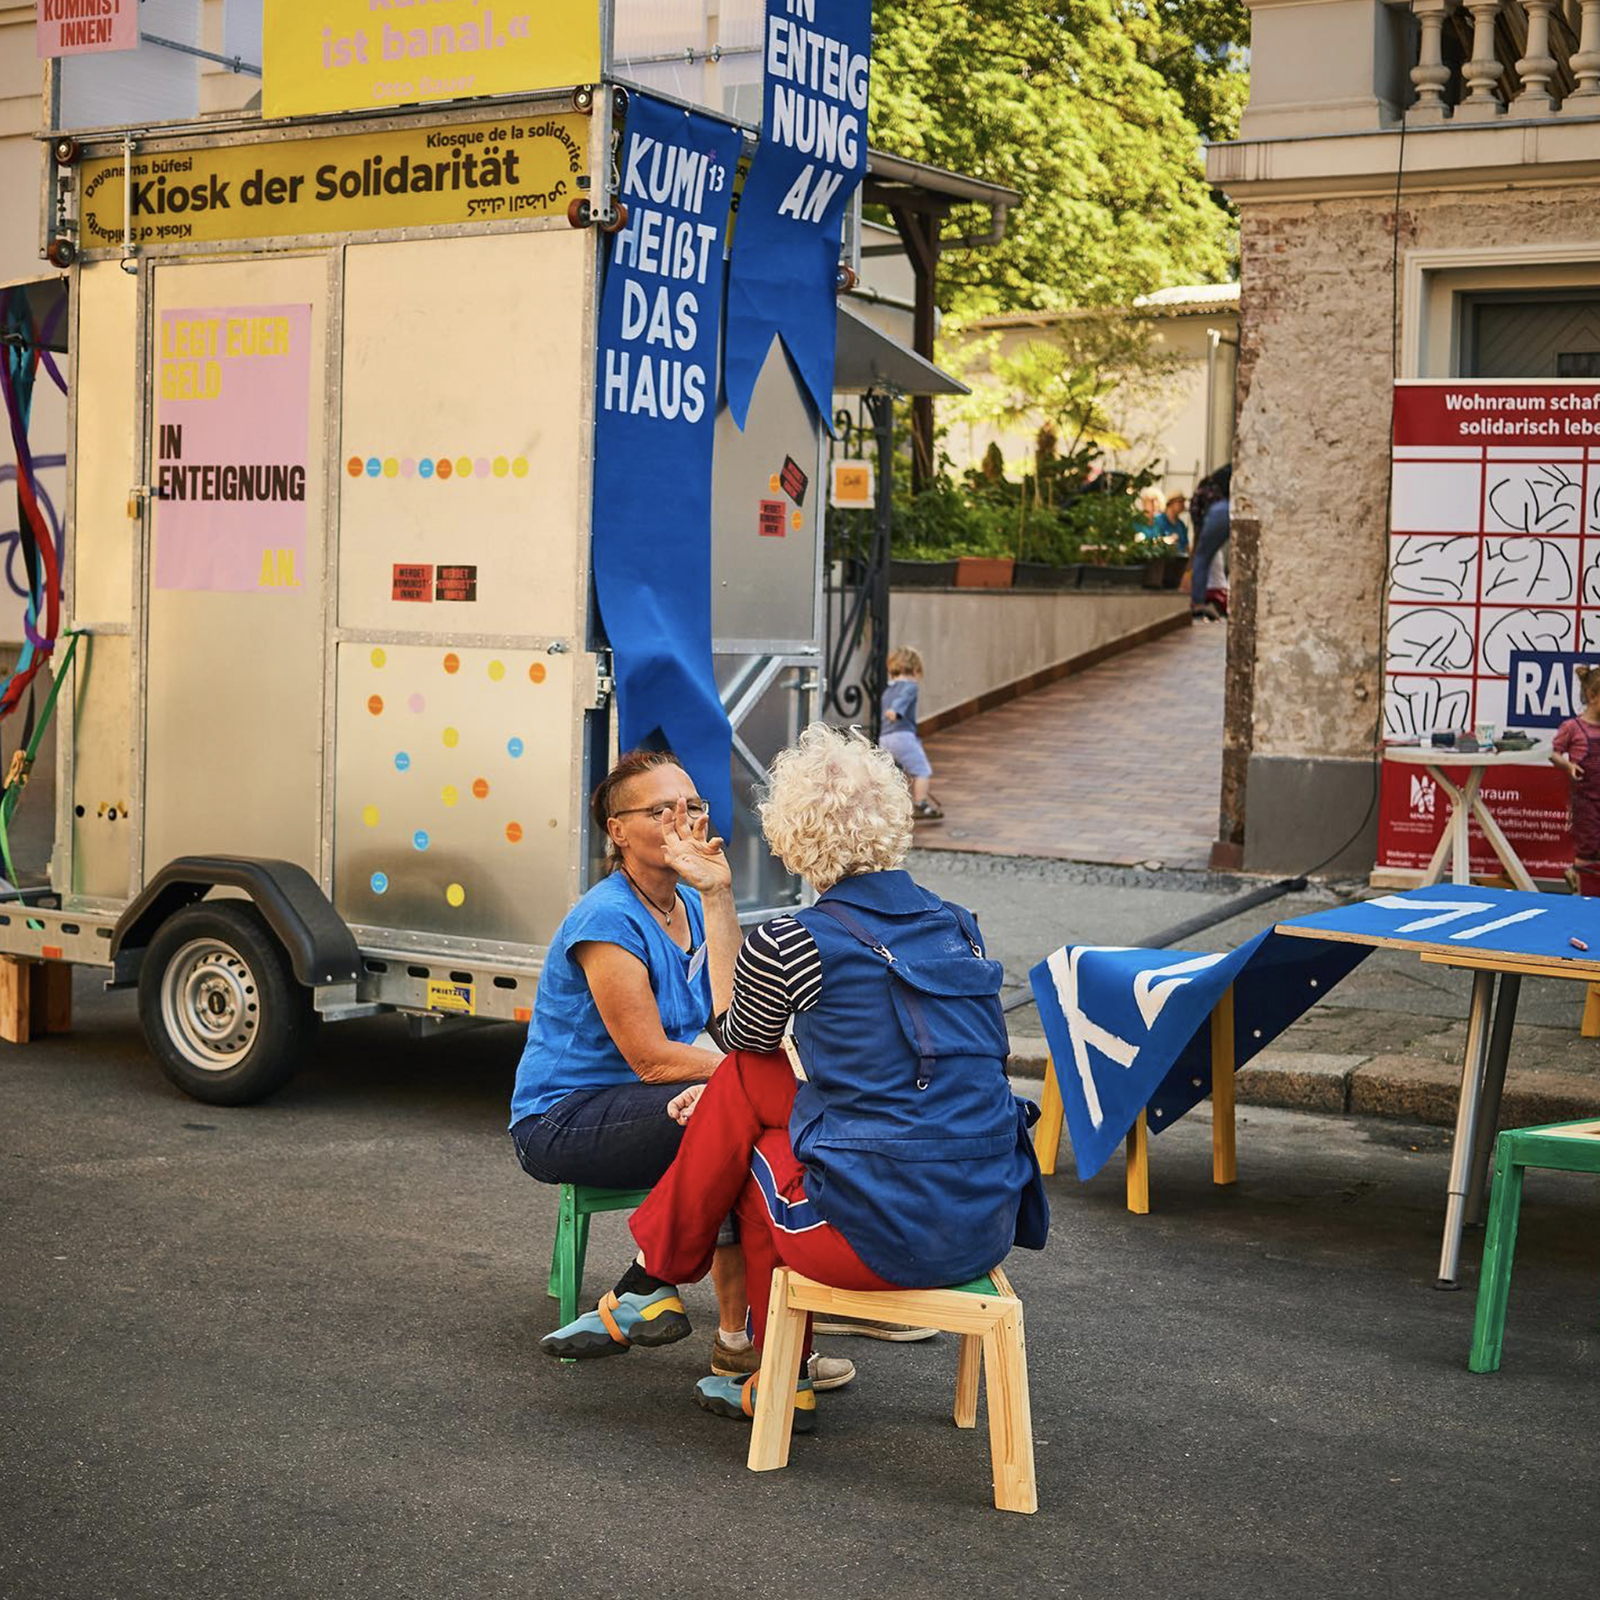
[629, 1050, 893, 1351]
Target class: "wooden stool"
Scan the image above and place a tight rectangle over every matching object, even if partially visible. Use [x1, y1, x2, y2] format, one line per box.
[1033, 983, 1238, 1213]
[748, 1264, 1037, 1514]
[1469, 1117, 1600, 1373]
[546, 1183, 649, 1327]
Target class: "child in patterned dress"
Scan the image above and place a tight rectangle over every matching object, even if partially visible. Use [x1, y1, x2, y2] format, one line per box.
[1551, 664, 1600, 894]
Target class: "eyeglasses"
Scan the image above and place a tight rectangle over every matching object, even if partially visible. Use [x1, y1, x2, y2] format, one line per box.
[611, 799, 711, 823]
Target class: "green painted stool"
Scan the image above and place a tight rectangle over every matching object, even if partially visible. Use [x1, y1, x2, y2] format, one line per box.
[547, 1183, 651, 1327]
[1469, 1116, 1600, 1373]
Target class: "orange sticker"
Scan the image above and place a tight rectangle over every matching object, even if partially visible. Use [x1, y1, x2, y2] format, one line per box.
[513, 1005, 532, 1022]
[443, 652, 460, 674]
[790, 510, 803, 531]
[529, 662, 546, 684]
[506, 821, 524, 843]
[472, 778, 490, 799]
[346, 456, 363, 477]
[367, 694, 383, 715]
[768, 473, 781, 493]
[435, 457, 453, 479]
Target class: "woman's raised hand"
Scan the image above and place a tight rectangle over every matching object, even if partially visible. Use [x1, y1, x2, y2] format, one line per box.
[659, 798, 732, 894]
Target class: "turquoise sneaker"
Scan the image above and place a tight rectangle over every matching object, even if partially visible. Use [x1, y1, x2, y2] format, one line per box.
[694, 1371, 817, 1433]
[540, 1287, 692, 1359]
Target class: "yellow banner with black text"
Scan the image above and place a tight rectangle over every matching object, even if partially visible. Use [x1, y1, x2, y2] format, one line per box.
[79, 111, 588, 251]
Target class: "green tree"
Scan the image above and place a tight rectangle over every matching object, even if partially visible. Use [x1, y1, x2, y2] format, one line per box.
[869, 0, 1244, 317]
[1124, 0, 1251, 144]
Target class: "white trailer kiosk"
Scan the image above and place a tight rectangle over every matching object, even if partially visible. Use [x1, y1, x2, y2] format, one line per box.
[3, 4, 862, 1103]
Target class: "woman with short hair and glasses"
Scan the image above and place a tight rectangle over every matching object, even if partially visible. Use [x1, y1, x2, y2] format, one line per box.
[510, 748, 740, 1191]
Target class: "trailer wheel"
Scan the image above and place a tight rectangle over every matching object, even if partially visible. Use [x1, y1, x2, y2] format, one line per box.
[137, 901, 318, 1105]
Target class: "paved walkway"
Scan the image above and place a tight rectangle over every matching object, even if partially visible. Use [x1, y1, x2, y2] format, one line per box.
[917, 618, 1227, 868]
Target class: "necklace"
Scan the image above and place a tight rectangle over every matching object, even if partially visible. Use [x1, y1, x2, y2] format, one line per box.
[621, 867, 678, 921]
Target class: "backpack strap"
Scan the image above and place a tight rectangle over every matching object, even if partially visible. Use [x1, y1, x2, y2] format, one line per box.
[808, 899, 897, 963]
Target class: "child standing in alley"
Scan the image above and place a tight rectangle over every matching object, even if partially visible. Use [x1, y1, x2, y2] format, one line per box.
[881, 646, 942, 821]
[1551, 663, 1600, 893]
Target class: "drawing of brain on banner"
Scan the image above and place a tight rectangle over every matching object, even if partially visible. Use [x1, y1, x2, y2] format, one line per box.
[1379, 380, 1600, 875]
[153, 305, 312, 592]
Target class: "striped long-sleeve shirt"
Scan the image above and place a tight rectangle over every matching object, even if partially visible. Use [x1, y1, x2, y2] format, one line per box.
[712, 915, 823, 1053]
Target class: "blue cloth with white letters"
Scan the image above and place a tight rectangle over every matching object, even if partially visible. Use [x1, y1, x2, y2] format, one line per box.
[591, 94, 742, 838]
[1028, 886, 1596, 1180]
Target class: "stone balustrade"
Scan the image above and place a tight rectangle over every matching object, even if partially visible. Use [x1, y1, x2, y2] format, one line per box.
[1410, 0, 1600, 119]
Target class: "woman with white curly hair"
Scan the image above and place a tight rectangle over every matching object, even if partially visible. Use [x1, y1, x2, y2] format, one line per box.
[542, 723, 1048, 1433]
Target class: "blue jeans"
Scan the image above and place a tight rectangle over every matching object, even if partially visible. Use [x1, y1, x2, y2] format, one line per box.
[510, 1082, 687, 1189]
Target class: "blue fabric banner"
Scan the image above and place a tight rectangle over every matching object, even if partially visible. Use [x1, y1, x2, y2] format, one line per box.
[1026, 885, 1600, 1180]
[592, 95, 743, 837]
[1029, 933, 1371, 1181]
[723, 0, 872, 429]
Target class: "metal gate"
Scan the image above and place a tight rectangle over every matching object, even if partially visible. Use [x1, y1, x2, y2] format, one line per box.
[822, 390, 893, 741]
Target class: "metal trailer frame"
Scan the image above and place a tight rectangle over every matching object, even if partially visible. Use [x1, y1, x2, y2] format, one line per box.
[10, 18, 830, 1064]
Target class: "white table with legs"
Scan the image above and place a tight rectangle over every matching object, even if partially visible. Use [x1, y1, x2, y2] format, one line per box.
[1382, 745, 1552, 892]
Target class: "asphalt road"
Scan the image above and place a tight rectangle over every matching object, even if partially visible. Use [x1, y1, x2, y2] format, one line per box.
[3, 977, 1596, 1600]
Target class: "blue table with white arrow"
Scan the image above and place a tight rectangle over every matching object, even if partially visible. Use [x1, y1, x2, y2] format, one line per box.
[1274, 884, 1600, 1287]
[1029, 883, 1600, 1289]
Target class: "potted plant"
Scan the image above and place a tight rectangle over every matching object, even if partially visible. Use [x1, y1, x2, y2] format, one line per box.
[955, 554, 1015, 588]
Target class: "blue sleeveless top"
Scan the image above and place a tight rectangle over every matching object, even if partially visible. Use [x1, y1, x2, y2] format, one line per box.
[790, 870, 1048, 1285]
[509, 873, 710, 1125]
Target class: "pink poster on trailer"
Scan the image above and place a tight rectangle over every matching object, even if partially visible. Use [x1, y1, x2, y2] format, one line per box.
[36, 0, 139, 58]
[153, 304, 312, 592]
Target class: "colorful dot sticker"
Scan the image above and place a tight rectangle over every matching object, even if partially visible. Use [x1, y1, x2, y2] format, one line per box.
[512, 457, 529, 478]
[361, 804, 380, 828]
[347, 456, 363, 478]
[383, 458, 399, 479]
[413, 830, 430, 851]
[367, 694, 384, 715]
[436, 457, 453, 480]
[441, 784, 459, 807]
[365, 457, 381, 478]
[791, 511, 803, 531]
[769, 473, 781, 493]
[371, 871, 389, 894]
[456, 456, 473, 478]
[487, 660, 505, 682]
[370, 647, 386, 669]
[442, 726, 459, 748]
[507, 737, 524, 758]
[529, 662, 547, 684]
[475, 456, 490, 478]
[401, 457, 416, 478]
[394, 751, 411, 772]
[506, 821, 523, 843]
[493, 456, 509, 478]
[446, 882, 466, 908]
[471, 777, 489, 800]
[420, 458, 435, 479]
[408, 693, 426, 714]
[443, 653, 460, 674]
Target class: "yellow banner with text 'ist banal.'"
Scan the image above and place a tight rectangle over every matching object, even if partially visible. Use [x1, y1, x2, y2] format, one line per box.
[262, 0, 601, 120]
[79, 111, 589, 251]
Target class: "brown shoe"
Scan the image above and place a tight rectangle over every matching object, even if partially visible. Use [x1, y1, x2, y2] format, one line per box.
[710, 1332, 760, 1377]
[711, 1334, 855, 1390]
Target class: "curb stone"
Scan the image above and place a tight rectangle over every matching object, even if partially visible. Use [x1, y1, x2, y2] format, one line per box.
[1007, 1037, 1600, 1130]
